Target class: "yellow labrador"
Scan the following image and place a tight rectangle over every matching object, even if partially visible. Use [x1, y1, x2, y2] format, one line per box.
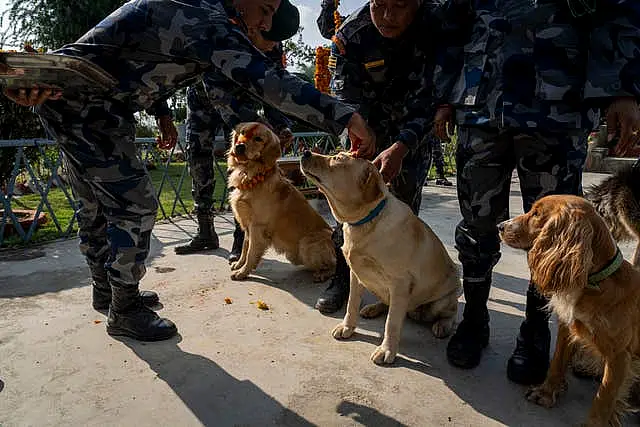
[301, 151, 460, 364]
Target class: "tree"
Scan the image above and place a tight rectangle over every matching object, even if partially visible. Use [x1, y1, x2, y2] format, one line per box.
[283, 28, 316, 71]
[3, 0, 126, 50]
[0, 0, 129, 188]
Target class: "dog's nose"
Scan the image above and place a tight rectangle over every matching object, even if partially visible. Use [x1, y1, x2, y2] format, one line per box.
[497, 221, 506, 232]
[235, 144, 246, 155]
[302, 150, 312, 159]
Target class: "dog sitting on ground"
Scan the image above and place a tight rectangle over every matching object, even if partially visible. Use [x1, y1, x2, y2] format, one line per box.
[570, 162, 640, 394]
[301, 151, 460, 365]
[499, 194, 640, 426]
[227, 122, 335, 282]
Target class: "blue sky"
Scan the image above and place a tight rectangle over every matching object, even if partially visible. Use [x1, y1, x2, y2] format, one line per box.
[1, 0, 366, 49]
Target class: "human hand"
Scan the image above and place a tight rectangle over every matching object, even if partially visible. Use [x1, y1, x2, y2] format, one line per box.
[156, 115, 178, 150]
[372, 142, 408, 183]
[607, 97, 640, 156]
[347, 112, 376, 158]
[3, 85, 63, 107]
[1, 48, 62, 106]
[434, 104, 454, 141]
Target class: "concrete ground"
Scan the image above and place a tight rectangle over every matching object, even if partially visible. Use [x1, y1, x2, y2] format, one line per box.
[1, 172, 638, 427]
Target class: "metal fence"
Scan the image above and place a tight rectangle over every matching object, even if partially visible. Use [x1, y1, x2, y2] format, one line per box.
[0, 131, 337, 247]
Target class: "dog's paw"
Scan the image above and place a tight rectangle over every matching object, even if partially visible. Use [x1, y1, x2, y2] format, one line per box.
[526, 382, 566, 408]
[431, 317, 455, 339]
[359, 302, 388, 319]
[332, 323, 355, 339]
[370, 344, 397, 365]
[230, 261, 243, 271]
[230, 270, 249, 281]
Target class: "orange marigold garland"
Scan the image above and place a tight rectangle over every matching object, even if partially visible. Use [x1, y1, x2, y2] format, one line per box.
[314, 0, 341, 93]
[333, 0, 342, 30]
[314, 46, 331, 93]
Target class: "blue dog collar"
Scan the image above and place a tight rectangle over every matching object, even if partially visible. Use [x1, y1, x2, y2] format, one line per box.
[349, 198, 387, 226]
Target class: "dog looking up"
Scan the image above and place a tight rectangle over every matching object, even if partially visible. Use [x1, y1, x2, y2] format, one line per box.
[499, 194, 640, 426]
[227, 122, 335, 281]
[301, 151, 460, 365]
[584, 160, 640, 268]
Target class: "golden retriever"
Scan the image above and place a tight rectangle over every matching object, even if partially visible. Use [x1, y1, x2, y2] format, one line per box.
[227, 122, 335, 281]
[499, 194, 640, 426]
[300, 151, 460, 365]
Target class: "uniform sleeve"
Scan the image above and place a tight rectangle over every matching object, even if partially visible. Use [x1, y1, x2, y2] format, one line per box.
[264, 105, 293, 131]
[583, 0, 640, 101]
[431, 0, 474, 105]
[317, 0, 338, 40]
[200, 19, 356, 136]
[394, 52, 435, 150]
[145, 98, 172, 117]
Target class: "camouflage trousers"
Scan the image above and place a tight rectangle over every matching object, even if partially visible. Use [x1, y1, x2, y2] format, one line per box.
[430, 137, 447, 176]
[37, 96, 158, 310]
[185, 85, 230, 214]
[455, 126, 588, 280]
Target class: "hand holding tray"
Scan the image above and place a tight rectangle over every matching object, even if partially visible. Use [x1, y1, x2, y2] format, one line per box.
[0, 52, 118, 93]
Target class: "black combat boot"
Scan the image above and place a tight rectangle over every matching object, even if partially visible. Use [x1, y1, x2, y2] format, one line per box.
[315, 225, 350, 314]
[228, 220, 245, 264]
[315, 239, 350, 313]
[106, 285, 177, 341]
[175, 212, 219, 254]
[447, 278, 491, 369]
[92, 283, 160, 311]
[507, 285, 551, 385]
[436, 175, 453, 186]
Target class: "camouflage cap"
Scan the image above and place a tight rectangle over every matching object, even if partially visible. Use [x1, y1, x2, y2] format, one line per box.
[262, 0, 300, 42]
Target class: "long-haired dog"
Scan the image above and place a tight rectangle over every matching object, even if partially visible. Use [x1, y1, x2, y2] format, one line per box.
[571, 164, 640, 380]
[585, 161, 640, 268]
[227, 122, 335, 281]
[499, 195, 640, 426]
[301, 151, 460, 365]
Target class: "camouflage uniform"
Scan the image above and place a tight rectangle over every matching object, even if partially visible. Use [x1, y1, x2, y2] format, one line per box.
[439, 0, 640, 379]
[424, 135, 452, 186]
[330, 4, 438, 213]
[184, 82, 230, 216]
[33, 0, 356, 337]
[316, 2, 450, 313]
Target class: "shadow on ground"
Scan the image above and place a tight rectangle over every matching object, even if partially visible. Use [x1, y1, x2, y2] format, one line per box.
[119, 335, 315, 427]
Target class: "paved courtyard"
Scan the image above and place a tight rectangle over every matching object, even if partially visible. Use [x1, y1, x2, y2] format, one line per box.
[1, 172, 638, 427]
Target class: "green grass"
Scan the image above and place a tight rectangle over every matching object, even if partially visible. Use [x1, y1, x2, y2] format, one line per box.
[1, 161, 228, 248]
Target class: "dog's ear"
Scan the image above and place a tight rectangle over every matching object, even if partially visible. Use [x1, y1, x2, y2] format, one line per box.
[227, 125, 241, 167]
[528, 207, 594, 294]
[260, 128, 282, 168]
[360, 163, 383, 204]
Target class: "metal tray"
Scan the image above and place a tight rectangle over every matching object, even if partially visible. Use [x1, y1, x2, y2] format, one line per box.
[0, 52, 118, 92]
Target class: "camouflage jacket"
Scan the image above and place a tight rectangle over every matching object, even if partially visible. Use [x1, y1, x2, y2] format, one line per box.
[51, 0, 354, 135]
[329, 3, 447, 151]
[439, 0, 640, 130]
[215, 43, 293, 131]
[317, 0, 346, 40]
[188, 44, 293, 132]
